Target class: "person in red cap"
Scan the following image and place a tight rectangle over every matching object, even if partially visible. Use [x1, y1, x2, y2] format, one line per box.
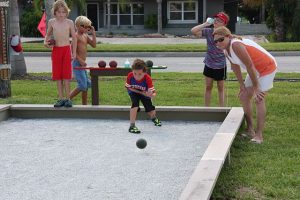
[191, 12, 229, 107]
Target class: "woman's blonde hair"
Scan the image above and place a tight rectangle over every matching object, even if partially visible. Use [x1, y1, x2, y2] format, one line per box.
[52, 0, 70, 17]
[213, 26, 243, 40]
[75, 16, 92, 27]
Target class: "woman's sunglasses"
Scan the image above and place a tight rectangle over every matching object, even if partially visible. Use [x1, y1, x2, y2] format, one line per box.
[214, 37, 225, 44]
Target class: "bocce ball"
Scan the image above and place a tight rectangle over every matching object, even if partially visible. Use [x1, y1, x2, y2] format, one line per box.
[109, 60, 118, 68]
[98, 60, 106, 68]
[47, 39, 56, 46]
[145, 60, 153, 68]
[136, 138, 147, 149]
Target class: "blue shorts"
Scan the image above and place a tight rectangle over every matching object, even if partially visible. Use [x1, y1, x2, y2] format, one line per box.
[72, 59, 91, 91]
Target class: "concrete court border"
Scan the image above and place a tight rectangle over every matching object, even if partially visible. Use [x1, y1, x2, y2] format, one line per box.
[0, 104, 244, 200]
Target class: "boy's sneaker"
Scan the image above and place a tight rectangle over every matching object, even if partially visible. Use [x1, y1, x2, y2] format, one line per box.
[54, 99, 66, 107]
[152, 118, 162, 126]
[129, 126, 141, 134]
[64, 99, 73, 108]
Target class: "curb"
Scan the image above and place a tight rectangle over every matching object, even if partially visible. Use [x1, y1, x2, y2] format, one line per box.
[23, 51, 300, 57]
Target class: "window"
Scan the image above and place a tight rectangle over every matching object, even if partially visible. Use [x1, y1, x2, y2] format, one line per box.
[105, 2, 144, 26]
[168, 1, 198, 24]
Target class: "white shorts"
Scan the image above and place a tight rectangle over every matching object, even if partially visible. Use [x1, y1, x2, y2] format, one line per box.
[244, 70, 277, 92]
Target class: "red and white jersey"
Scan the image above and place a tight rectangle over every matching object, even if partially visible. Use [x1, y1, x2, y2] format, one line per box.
[225, 38, 277, 76]
[125, 72, 155, 95]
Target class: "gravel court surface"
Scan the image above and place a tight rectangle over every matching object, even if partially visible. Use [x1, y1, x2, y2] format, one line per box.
[0, 118, 221, 200]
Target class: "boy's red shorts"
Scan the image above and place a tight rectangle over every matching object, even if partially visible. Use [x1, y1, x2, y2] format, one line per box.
[51, 45, 72, 80]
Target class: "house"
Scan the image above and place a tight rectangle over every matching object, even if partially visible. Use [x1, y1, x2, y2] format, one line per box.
[70, 0, 237, 35]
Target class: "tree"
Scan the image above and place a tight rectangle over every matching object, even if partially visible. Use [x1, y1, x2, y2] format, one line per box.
[10, 0, 27, 76]
[65, 0, 87, 15]
[243, 0, 298, 41]
[0, 0, 11, 97]
[45, 0, 55, 25]
[265, 0, 297, 41]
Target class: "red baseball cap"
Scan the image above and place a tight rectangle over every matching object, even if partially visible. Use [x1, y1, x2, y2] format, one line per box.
[214, 12, 229, 25]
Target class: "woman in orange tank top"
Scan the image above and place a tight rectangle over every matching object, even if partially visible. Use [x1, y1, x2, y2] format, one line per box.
[212, 26, 277, 144]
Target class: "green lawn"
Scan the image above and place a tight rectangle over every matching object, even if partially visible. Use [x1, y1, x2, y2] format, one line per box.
[0, 72, 299, 200]
[22, 42, 300, 52]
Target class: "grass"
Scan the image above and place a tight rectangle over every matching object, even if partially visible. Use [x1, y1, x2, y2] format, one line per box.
[23, 43, 207, 52]
[22, 42, 300, 52]
[0, 72, 299, 200]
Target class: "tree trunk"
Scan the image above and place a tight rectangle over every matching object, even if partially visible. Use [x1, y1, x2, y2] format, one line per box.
[274, 15, 285, 41]
[157, 0, 162, 34]
[0, 1, 11, 98]
[261, 2, 265, 23]
[10, 0, 27, 76]
[45, 0, 55, 25]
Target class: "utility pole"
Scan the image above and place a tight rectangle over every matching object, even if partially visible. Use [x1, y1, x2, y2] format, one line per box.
[107, 0, 111, 34]
[157, 0, 162, 34]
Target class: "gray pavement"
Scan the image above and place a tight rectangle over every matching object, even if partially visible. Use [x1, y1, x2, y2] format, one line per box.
[24, 54, 300, 73]
[21, 35, 269, 44]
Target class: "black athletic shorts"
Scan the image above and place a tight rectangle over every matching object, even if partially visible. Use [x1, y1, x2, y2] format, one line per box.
[129, 92, 155, 113]
[203, 65, 227, 81]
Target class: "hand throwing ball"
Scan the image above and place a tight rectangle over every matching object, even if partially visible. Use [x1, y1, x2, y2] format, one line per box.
[48, 39, 56, 46]
[145, 60, 153, 68]
[136, 138, 147, 149]
[98, 60, 106, 68]
[109, 60, 118, 68]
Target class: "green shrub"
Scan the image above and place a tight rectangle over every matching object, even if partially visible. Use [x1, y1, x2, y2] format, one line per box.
[20, 7, 43, 37]
[290, 11, 300, 41]
[145, 14, 157, 29]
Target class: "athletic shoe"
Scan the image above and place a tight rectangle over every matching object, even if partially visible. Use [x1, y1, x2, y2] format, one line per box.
[64, 99, 73, 108]
[152, 118, 162, 126]
[129, 126, 141, 134]
[54, 99, 66, 107]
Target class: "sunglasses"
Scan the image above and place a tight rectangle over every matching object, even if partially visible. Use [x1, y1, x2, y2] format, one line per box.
[80, 25, 91, 29]
[214, 37, 225, 44]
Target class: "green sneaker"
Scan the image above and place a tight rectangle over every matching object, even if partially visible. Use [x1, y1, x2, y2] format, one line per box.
[64, 99, 73, 108]
[54, 99, 66, 107]
[129, 126, 141, 134]
[152, 118, 162, 126]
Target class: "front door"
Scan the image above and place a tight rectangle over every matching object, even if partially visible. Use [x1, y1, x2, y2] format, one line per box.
[87, 3, 99, 31]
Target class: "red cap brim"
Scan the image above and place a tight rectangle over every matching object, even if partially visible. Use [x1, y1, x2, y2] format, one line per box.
[214, 13, 229, 24]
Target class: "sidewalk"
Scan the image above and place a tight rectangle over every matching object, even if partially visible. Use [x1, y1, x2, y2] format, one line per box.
[21, 35, 268, 45]
[24, 51, 300, 57]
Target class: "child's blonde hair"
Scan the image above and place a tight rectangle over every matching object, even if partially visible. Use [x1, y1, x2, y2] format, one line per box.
[52, 0, 70, 17]
[75, 16, 92, 27]
[213, 26, 243, 40]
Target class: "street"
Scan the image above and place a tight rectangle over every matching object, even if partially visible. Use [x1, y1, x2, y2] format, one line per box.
[24, 55, 300, 73]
